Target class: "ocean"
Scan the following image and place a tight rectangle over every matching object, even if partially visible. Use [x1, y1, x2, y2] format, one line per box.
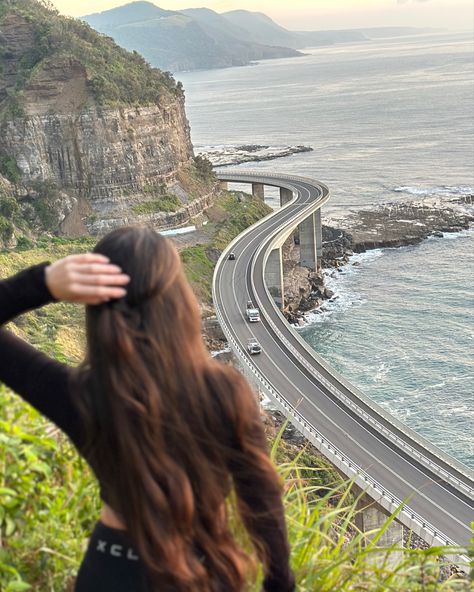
[177, 32, 474, 468]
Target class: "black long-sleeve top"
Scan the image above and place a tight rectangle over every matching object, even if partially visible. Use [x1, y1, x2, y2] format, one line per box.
[0, 264, 295, 592]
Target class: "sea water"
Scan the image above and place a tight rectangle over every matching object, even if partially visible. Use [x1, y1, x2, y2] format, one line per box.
[177, 32, 474, 467]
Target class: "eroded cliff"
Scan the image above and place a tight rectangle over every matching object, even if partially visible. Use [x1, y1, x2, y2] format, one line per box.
[0, 2, 213, 245]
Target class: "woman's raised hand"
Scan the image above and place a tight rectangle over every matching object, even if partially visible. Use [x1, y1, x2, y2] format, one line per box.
[45, 254, 130, 305]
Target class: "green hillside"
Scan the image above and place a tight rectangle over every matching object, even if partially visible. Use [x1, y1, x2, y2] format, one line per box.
[81, 1, 301, 72]
[0, 0, 181, 111]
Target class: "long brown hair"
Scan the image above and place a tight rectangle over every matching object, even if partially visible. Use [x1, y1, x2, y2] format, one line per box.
[78, 227, 282, 591]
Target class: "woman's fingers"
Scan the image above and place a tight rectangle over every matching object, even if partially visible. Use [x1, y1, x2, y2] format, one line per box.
[71, 271, 130, 287]
[45, 253, 130, 303]
[71, 284, 128, 299]
[71, 262, 123, 276]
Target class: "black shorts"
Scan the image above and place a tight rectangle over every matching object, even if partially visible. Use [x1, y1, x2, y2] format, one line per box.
[75, 522, 149, 592]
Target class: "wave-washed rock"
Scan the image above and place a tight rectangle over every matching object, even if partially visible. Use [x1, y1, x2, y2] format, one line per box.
[197, 144, 313, 167]
[331, 195, 474, 254]
[283, 195, 474, 320]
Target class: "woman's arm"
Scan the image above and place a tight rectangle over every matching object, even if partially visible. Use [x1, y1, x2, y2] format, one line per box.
[0, 256, 129, 444]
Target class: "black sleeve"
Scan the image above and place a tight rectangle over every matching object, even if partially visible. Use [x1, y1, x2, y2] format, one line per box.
[0, 263, 83, 447]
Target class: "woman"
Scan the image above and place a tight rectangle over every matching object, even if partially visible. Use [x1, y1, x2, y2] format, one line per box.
[0, 227, 295, 592]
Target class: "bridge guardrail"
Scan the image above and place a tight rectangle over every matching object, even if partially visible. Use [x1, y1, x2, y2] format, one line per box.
[218, 171, 474, 492]
[213, 304, 469, 563]
[213, 170, 471, 563]
[256, 200, 474, 496]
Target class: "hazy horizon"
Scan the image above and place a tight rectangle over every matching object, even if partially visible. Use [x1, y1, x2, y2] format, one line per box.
[51, 0, 474, 32]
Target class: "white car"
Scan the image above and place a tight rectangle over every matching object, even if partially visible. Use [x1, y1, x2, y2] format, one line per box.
[247, 338, 262, 355]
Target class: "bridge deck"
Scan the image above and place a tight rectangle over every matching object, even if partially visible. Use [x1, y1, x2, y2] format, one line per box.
[213, 171, 474, 554]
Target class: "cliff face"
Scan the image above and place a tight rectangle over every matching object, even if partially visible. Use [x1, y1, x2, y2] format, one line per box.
[0, 7, 208, 242]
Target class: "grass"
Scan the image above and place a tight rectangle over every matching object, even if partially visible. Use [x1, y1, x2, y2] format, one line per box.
[180, 245, 215, 303]
[211, 191, 271, 250]
[177, 190, 271, 305]
[132, 194, 181, 215]
[0, 383, 470, 590]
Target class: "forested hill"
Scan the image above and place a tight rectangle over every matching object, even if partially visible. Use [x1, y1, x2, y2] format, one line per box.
[81, 1, 302, 72]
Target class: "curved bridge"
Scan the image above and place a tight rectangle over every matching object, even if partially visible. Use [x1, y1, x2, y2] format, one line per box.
[212, 170, 474, 558]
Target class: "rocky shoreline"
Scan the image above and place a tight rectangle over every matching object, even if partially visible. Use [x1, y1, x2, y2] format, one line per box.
[202, 193, 473, 334]
[196, 144, 313, 167]
[283, 194, 474, 324]
[202, 194, 472, 567]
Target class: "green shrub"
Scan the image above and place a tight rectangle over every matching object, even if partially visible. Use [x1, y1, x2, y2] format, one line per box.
[132, 194, 181, 215]
[27, 180, 61, 231]
[0, 388, 100, 591]
[0, 157, 22, 184]
[211, 191, 271, 250]
[15, 235, 34, 250]
[0, 196, 20, 219]
[193, 155, 214, 179]
[0, 216, 14, 242]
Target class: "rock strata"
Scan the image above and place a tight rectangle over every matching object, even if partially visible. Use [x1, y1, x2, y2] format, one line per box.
[0, 5, 214, 245]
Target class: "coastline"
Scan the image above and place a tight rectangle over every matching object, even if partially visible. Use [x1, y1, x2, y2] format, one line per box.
[283, 194, 474, 324]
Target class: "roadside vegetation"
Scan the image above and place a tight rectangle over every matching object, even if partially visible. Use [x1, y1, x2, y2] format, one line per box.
[0, 382, 470, 590]
[132, 195, 181, 215]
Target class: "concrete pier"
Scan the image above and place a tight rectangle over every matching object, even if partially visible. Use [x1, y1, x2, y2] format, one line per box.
[264, 248, 284, 309]
[219, 180, 228, 191]
[280, 187, 293, 207]
[315, 208, 323, 270]
[355, 492, 404, 567]
[299, 213, 318, 270]
[252, 183, 265, 200]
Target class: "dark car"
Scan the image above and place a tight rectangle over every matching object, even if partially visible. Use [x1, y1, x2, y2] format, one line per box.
[228, 252, 236, 260]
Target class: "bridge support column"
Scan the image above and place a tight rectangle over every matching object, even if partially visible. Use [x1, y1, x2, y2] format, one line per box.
[280, 187, 293, 207]
[219, 180, 228, 191]
[264, 247, 284, 310]
[315, 208, 323, 270]
[252, 183, 265, 200]
[299, 213, 317, 270]
[355, 492, 404, 567]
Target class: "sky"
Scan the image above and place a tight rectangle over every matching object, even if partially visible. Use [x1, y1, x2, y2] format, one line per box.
[50, 0, 474, 31]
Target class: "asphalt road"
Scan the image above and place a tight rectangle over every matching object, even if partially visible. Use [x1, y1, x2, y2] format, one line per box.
[214, 171, 474, 549]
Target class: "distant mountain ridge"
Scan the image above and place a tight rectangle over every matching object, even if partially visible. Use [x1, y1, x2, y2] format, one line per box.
[82, 2, 302, 72]
[81, 2, 439, 72]
[219, 10, 365, 48]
